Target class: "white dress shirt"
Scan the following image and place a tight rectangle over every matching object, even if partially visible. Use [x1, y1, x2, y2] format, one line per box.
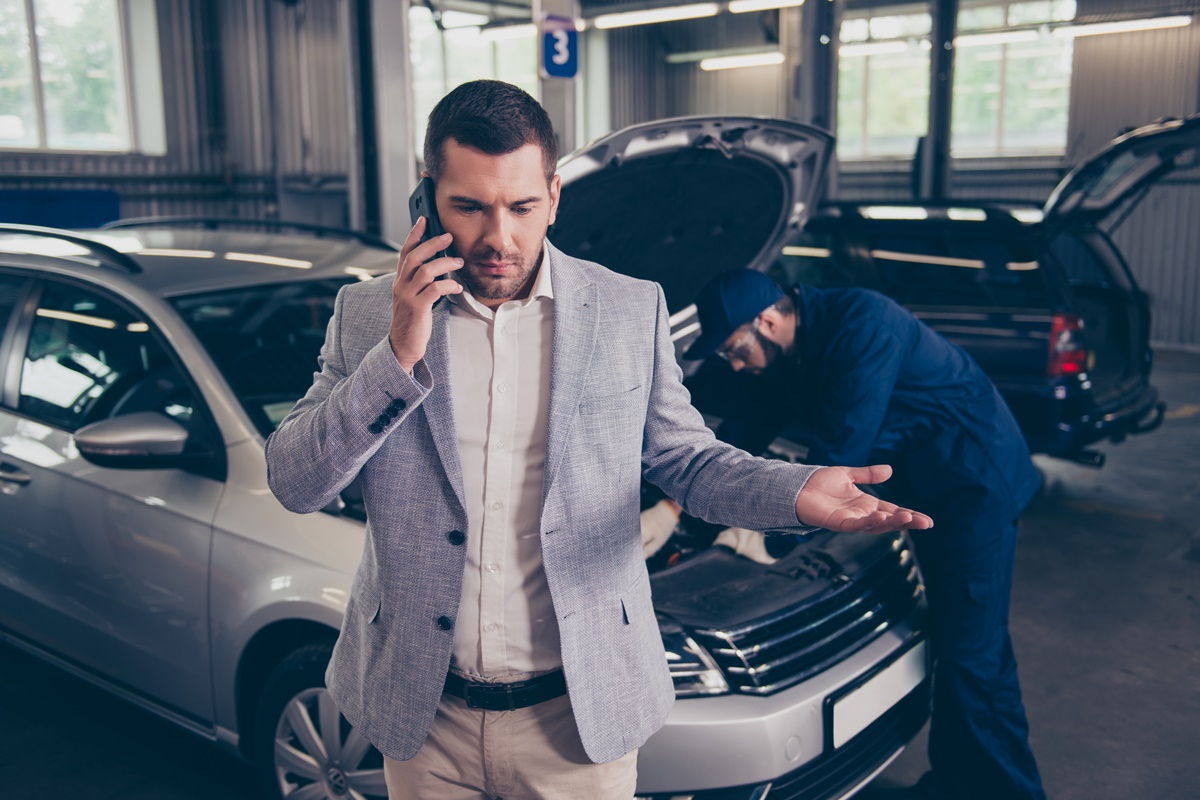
[445, 241, 561, 678]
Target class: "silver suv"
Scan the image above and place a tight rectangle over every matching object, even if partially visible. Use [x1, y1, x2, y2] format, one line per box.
[0, 125, 928, 800]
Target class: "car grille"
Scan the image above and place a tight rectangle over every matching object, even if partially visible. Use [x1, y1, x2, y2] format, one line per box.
[689, 537, 923, 695]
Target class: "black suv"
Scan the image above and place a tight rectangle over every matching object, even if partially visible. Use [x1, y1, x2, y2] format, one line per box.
[765, 116, 1200, 466]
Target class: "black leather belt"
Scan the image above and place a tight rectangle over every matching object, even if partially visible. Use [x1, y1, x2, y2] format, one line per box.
[443, 668, 567, 710]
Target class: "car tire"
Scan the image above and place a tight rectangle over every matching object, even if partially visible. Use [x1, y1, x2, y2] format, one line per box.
[251, 641, 388, 800]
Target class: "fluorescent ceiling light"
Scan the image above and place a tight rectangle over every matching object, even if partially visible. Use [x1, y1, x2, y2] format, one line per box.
[344, 266, 380, 281]
[226, 252, 313, 269]
[729, 0, 805, 13]
[946, 207, 987, 221]
[839, 40, 910, 57]
[127, 321, 150, 332]
[1010, 208, 1044, 223]
[871, 249, 985, 269]
[781, 245, 832, 257]
[136, 248, 215, 258]
[36, 308, 118, 328]
[592, 3, 719, 30]
[860, 205, 928, 220]
[1053, 15, 1191, 38]
[700, 50, 784, 70]
[480, 23, 536, 41]
[955, 29, 1039, 47]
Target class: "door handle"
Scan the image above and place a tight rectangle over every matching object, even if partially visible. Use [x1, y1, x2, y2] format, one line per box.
[0, 462, 32, 485]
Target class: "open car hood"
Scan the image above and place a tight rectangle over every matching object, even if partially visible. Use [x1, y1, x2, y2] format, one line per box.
[550, 116, 834, 312]
[1043, 113, 1200, 226]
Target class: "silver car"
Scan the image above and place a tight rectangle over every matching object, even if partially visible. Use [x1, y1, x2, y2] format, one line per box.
[0, 118, 929, 800]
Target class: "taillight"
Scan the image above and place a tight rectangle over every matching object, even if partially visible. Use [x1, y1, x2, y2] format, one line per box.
[1048, 313, 1088, 377]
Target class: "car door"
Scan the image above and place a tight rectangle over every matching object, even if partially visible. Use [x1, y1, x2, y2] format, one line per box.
[0, 275, 224, 724]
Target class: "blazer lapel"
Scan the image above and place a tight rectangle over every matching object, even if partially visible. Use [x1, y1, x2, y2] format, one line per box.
[418, 299, 467, 513]
[542, 241, 598, 505]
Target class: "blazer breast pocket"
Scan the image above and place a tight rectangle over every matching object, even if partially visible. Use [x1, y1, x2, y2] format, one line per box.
[578, 384, 643, 416]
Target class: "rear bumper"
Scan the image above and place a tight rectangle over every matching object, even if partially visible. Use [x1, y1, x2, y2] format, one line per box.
[1001, 379, 1163, 458]
[1050, 382, 1163, 454]
[634, 616, 930, 799]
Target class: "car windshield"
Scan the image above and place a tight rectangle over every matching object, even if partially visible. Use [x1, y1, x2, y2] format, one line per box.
[169, 277, 356, 437]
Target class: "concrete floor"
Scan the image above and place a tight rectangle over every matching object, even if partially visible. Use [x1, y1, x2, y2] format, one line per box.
[2, 351, 1197, 800]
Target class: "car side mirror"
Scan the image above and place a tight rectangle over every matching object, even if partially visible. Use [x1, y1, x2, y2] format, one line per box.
[74, 411, 193, 469]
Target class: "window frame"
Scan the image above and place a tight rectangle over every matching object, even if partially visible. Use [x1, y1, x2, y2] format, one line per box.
[0, 269, 226, 481]
[2, 0, 164, 155]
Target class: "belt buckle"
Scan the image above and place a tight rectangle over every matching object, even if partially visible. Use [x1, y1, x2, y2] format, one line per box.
[464, 679, 517, 711]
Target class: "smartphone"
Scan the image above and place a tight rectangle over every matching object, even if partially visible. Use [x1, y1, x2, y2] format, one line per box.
[408, 176, 449, 276]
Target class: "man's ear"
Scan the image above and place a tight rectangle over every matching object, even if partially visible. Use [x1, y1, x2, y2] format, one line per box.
[757, 307, 788, 342]
[547, 172, 562, 226]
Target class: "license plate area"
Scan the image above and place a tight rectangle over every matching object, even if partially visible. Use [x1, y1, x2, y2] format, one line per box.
[825, 639, 928, 750]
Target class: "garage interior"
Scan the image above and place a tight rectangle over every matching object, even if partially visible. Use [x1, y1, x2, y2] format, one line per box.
[1, 1, 1197, 799]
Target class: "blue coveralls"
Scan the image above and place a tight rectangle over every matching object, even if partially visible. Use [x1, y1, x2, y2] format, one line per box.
[713, 284, 1046, 800]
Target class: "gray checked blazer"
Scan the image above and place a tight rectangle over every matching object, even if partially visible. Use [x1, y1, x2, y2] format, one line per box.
[264, 239, 820, 764]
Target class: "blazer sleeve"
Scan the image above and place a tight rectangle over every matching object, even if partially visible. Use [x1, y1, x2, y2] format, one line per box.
[639, 282, 823, 535]
[264, 281, 434, 514]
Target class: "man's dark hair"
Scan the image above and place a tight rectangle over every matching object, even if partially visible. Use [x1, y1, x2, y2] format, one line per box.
[423, 80, 558, 183]
[770, 291, 795, 317]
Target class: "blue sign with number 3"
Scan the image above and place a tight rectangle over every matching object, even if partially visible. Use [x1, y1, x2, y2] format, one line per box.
[541, 15, 578, 79]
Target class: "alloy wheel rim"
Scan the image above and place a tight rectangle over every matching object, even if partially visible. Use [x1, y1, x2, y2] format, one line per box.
[273, 687, 387, 800]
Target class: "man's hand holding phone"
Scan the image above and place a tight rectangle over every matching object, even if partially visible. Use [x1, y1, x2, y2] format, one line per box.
[389, 216, 464, 373]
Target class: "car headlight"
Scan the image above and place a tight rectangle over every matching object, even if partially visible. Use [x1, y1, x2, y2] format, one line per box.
[661, 627, 729, 697]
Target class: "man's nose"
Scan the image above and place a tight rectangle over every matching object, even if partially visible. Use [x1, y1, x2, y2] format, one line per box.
[482, 210, 513, 253]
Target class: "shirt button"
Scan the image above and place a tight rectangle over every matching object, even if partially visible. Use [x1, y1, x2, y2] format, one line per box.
[484, 622, 498, 632]
[485, 563, 498, 573]
[490, 501, 503, 511]
[494, 440, 504, 449]
[496, 384, 507, 393]
[436, 615, 453, 631]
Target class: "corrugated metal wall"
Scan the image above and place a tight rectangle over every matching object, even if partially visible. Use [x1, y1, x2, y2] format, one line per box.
[0, 0, 352, 223]
[606, 12, 786, 127]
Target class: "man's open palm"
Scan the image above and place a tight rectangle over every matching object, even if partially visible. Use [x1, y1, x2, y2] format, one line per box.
[795, 465, 934, 534]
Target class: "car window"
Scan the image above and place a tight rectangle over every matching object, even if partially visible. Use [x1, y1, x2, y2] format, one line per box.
[169, 277, 354, 437]
[866, 232, 1053, 308]
[769, 231, 860, 289]
[0, 273, 25, 337]
[1046, 233, 1129, 291]
[18, 281, 197, 433]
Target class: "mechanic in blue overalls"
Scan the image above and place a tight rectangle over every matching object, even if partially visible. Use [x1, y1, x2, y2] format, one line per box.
[683, 269, 1045, 800]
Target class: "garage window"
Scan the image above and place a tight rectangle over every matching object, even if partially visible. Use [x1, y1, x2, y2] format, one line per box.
[0, 0, 165, 154]
[951, 1, 1076, 157]
[408, 6, 539, 165]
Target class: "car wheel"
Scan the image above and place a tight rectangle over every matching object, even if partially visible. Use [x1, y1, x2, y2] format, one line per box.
[252, 641, 388, 800]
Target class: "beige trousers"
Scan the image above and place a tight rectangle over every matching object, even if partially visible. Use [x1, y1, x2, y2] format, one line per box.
[383, 667, 639, 800]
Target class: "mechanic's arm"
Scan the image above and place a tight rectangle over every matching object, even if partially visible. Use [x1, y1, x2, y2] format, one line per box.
[639, 283, 931, 535]
[264, 220, 461, 514]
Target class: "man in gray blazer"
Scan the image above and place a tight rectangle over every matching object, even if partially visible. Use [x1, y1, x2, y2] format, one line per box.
[264, 80, 932, 800]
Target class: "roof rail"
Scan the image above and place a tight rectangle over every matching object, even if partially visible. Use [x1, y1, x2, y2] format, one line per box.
[0, 224, 142, 274]
[101, 216, 401, 251]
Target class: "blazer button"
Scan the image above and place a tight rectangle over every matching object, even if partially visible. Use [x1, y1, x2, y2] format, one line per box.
[390, 398, 407, 412]
[368, 422, 383, 435]
[436, 615, 453, 631]
[447, 530, 465, 546]
[375, 415, 389, 426]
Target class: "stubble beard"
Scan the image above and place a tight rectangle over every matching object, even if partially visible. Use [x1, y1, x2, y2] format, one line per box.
[458, 244, 541, 302]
